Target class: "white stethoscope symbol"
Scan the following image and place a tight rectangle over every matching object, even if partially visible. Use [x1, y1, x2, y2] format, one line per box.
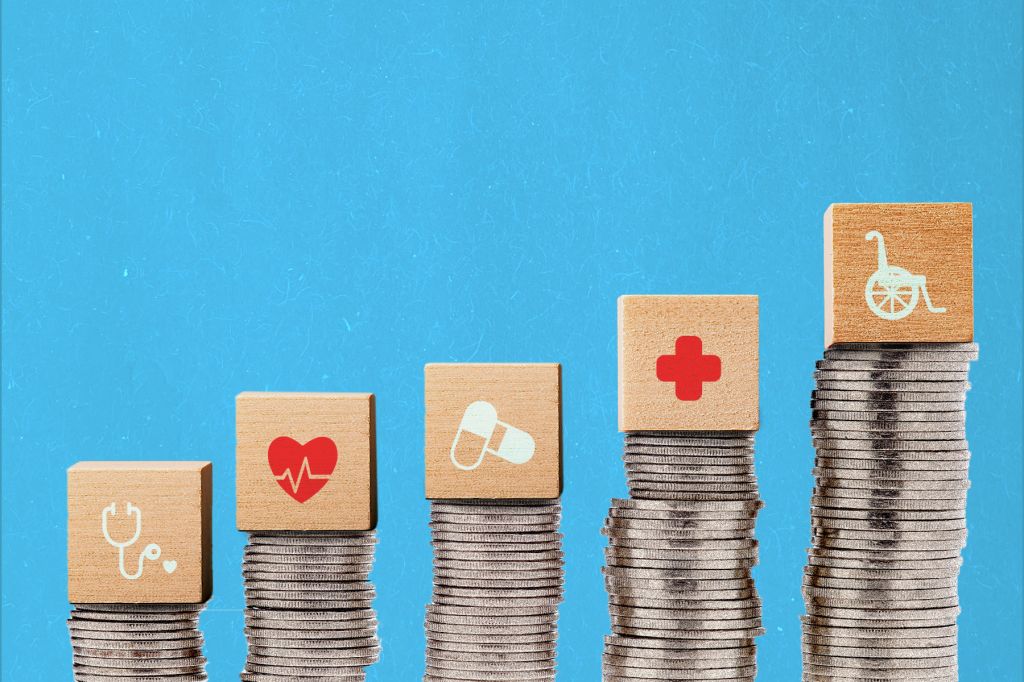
[101, 502, 169, 580]
[449, 400, 536, 471]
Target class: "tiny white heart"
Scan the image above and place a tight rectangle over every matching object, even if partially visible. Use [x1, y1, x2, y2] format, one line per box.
[163, 560, 177, 574]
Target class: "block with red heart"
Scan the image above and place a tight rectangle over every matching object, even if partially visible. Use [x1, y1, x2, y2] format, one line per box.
[236, 393, 376, 531]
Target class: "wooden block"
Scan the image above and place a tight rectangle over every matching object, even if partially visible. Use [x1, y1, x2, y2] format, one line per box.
[619, 295, 759, 432]
[425, 363, 561, 499]
[236, 393, 376, 531]
[68, 461, 212, 604]
[826, 203, 973, 346]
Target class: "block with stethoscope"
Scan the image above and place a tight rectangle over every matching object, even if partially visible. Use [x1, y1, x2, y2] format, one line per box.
[67, 461, 212, 604]
[424, 363, 562, 500]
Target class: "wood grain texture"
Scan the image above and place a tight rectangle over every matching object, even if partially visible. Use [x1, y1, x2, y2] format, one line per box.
[425, 363, 562, 499]
[67, 461, 212, 604]
[825, 203, 973, 347]
[618, 295, 759, 432]
[236, 393, 377, 531]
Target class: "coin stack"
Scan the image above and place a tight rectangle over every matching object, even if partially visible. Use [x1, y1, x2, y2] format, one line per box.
[601, 431, 765, 681]
[240, 530, 380, 681]
[424, 498, 565, 682]
[802, 342, 977, 681]
[68, 603, 207, 680]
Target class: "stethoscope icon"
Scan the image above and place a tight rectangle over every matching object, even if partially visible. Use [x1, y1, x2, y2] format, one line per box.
[449, 400, 536, 471]
[100, 502, 163, 580]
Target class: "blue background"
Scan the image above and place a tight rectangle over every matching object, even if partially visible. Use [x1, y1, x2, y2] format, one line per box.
[3, 2, 1022, 679]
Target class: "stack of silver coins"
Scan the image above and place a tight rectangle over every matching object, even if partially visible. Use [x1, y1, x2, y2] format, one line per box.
[424, 499, 564, 682]
[802, 342, 976, 681]
[67, 603, 207, 680]
[240, 530, 380, 681]
[601, 431, 764, 681]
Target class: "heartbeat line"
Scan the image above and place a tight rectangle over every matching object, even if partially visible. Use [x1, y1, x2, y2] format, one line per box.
[274, 457, 332, 494]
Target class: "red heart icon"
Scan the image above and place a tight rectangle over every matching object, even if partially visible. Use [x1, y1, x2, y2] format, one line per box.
[267, 436, 338, 503]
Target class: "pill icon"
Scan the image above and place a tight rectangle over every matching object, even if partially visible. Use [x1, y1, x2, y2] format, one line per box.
[449, 401, 536, 471]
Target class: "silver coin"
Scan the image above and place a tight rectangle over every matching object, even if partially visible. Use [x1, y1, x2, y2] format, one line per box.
[430, 500, 560, 513]
[245, 597, 375, 610]
[815, 378, 970, 392]
[804, 566, 959, 582]
[809, 507, 965, 522]
[606, 517, 757, 530]
[612, 498, 762, 512]
[816, 359, 970, 371]
[626, 433, 754, 445]
[604, 540, 760, 557]
[607, 585, 756, 601]
[604, 643, 754, 660]
[606, 557, 757, 572]
[812, 409, 965, 424]
[604, 634, 756, 650]
[811, 496, 966, 512]
[812, 388, 969, 402]
[812, 468, 968, 484]
[610, 624, 765, 639]
[813, 367, 970, 380]
[811, 516, 965, 532]
[602, 526, 756, 541]
[609, 595, 761, 610]
[801, 633, 957, 649]
[602, 652, 757, 671]
[429, 521, 561, 534]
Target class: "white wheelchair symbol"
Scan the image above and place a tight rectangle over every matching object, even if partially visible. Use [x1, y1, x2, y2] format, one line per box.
[864, 230, 946, 321]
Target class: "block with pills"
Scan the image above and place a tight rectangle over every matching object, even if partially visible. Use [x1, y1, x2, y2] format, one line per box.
[618, 294, 759, 431]
[422, 363, 566, 678]
[825, 202, 973, 346]
[235, 392, 377, 531]
[67, 461, 212, 604]
[424, 363, 562, 499]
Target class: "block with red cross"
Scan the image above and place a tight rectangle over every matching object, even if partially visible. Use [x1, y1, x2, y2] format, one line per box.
[618, 295, 759, 432]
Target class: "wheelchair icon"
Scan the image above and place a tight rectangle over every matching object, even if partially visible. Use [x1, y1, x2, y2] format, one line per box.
[864, 230, 946, 321]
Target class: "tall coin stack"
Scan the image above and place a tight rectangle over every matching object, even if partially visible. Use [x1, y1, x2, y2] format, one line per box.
[801, 342, 976, 681]
[611, 295, 764, 682]
[235, 393, 382, 682]
[601, 431, 764, 681]
[424, 499, 565, 682]
[811, 201, 977, 681]
[240, 531, 380, 680]
[423, 363, 565, 682]
[68, 603, 208, 680]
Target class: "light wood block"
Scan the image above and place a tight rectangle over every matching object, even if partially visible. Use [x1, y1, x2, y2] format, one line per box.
[619, 295, 759, 432]
[826, 203, 973, 347]
[425, 363, 561, 499]
[68, 461, 212, 604]
[236, 393, 376, 531]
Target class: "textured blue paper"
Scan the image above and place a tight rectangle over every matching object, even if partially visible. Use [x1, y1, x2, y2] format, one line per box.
[2, 2, 1021, 679]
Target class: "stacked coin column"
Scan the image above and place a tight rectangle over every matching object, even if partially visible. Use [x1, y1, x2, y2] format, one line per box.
[423, 363, 565, 682]
[604, 295, 764, 682]
[802, 203, 975, 682]
[236, 392, 381, 681]
[67, 461, 214, 681]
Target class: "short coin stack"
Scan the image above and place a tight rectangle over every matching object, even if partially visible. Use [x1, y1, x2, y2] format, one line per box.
[802, 342, 977, 682]
[424, 499, 565, 682]
[68, 603, 207, 680]
[241, 530, 380, 681]
[601, 431, 765, 681]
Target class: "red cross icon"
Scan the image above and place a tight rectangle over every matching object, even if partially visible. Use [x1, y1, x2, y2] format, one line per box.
[656, 335, 722, 401]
